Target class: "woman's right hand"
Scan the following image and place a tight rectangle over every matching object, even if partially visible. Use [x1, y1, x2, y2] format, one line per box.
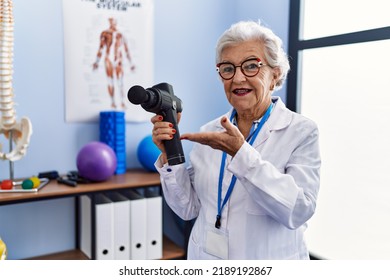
[151, 113, 181, 164]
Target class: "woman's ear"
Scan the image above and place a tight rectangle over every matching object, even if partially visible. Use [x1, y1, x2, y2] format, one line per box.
[272, 66, 281, 81]
[270, 66, 281, 90]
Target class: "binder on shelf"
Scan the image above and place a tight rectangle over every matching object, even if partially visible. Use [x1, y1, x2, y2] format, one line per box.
[105, 192, 131, 260]
[79, 195, 92, 259]
[121, 189, 147, 260]
[145, 187, 163, 260]
[79, 193, 114, 260]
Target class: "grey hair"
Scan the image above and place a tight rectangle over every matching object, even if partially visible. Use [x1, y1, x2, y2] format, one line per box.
[215, 21, 290, 90]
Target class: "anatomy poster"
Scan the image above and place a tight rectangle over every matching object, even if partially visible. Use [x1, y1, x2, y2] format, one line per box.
[62, 0, 154, 122]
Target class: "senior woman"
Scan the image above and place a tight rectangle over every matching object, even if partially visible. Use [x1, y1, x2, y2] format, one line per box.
[151, 21, 321, 259]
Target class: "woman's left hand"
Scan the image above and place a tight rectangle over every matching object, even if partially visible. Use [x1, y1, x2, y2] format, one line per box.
[180, 116, 245, 157]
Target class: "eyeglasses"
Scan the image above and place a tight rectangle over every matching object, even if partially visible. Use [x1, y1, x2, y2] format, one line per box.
[216, 58, 267, 80]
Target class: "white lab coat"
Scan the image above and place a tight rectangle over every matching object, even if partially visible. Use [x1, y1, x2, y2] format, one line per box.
[155, 97, 321, 259]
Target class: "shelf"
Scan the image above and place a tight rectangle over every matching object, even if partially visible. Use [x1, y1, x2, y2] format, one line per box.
[0, 169, 161, 205]
[160, 236, 186, 260]
[26, 249, 90, 260]
[2, 169, 185, 260]
[26, 236, 185, 260]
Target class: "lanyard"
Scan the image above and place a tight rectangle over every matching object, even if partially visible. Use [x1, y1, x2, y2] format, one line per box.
[215, 103, 274, 229]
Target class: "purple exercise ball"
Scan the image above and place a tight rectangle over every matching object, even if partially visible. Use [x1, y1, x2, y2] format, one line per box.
[76, 141, 117, 182]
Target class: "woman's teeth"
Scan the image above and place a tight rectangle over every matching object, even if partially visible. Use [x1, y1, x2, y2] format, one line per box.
[233, 88, 251, 96]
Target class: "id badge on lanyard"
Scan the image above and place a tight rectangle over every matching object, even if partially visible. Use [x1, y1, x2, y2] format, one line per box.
[205, 224, 229, 259]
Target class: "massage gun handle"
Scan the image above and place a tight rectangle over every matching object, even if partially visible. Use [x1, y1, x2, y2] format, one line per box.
[162, 108, 185, 165]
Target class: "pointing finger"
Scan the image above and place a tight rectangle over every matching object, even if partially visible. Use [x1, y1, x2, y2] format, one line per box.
[220, 116, 239, 135]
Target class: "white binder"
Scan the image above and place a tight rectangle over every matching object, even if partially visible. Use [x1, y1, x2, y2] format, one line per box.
[105, 192, 131, 260]
[79, 195, 92, 259]
[79, 194, 114, 260]
[121, 189, 147, 259]
[145, 188, 163, 259]
[95, 193, 114, 259]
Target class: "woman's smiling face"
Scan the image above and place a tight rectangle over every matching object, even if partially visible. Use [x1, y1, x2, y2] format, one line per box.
[219, 40, 277, 118]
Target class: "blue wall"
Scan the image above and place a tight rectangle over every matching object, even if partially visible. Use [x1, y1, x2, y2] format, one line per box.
[0, 0, 289, 259]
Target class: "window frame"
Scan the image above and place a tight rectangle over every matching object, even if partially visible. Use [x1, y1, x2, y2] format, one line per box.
[286, 0, 390, 112]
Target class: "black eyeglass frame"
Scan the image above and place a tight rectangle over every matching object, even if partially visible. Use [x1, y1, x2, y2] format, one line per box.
[216, 57, 266, 80]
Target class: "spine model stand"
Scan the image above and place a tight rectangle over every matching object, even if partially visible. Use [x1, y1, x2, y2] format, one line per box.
[0, 0, 32, 170]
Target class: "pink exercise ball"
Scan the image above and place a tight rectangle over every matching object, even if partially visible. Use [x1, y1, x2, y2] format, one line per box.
[76, 141, 117, 182]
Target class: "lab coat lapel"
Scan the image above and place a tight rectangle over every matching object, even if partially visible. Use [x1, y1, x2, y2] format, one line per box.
[252, 125, 271, 148]
[252, 97, 292, 149]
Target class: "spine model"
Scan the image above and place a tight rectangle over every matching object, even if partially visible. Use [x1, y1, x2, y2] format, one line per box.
[0, 0, 32, 161]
